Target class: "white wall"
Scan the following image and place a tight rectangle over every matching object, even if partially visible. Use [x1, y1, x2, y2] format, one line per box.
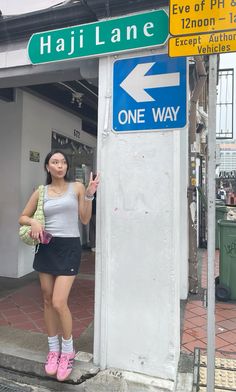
[0, 90, 23, 277]
[94, 49, 188, 382]
[0, 89, 96, 277]
[179, 108, 189, 300]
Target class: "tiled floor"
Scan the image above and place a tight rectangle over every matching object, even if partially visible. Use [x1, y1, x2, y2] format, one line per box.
[0, 248, 236, 357]
[182, 250, 236, 356]
[0, 251, 95, 338]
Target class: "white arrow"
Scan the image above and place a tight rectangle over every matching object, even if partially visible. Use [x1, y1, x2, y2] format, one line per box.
[120, 62, 180, 103]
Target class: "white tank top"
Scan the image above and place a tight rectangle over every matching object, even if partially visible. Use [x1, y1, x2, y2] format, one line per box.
[44, 182, 80, 237]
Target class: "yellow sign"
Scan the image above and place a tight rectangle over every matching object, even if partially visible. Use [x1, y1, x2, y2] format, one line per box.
[170, 0, 236, 36]
[169, 30, 236, 56]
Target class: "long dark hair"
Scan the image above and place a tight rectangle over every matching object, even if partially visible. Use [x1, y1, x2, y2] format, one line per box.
[44, 150, 70, 185]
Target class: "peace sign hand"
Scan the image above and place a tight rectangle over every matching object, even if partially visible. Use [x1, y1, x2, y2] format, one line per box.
[85, 172, 100, 197]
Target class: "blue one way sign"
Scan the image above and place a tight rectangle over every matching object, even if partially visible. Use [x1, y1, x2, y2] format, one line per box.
[113, 54, 187, 132]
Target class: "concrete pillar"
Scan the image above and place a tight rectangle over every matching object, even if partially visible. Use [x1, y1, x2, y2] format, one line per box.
[94, 50, 185, 383]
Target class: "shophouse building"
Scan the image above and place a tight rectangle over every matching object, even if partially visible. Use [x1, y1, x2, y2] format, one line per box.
[0, 1, 210, 389]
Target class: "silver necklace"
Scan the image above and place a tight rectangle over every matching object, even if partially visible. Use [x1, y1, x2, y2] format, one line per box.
[50, 184, 67, 194]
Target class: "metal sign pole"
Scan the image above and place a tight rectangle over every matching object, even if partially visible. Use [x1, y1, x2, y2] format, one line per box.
[207, 54, 217, 392]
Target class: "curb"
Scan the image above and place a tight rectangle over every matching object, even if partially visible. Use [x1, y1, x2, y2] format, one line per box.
[0, 326, 99, 385]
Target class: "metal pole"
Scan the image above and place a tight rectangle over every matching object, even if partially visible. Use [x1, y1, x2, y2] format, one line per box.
[188, 57, 207, 294]
[207, 54, 217, 392]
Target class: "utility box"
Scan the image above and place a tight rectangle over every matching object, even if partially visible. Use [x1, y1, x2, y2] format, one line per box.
[215, 204, 227, 249]
[217, 220, 236, 300]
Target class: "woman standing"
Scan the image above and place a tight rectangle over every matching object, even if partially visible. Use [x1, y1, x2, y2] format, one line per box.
[19, 150, 99, 382]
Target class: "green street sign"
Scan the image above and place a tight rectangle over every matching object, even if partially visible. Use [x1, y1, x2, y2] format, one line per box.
[28, 10, 168, 64]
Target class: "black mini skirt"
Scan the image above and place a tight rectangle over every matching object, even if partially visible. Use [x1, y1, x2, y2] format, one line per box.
[33, 237, 81, 276]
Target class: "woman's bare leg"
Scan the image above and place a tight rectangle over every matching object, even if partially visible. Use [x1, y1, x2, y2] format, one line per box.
[39, 272, 60, 336]
[52, 275, 76, 339]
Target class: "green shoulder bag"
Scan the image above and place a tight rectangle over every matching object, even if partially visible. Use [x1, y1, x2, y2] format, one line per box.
[19, 185, 45, 246]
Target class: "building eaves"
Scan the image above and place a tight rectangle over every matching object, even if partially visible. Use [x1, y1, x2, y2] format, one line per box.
[0, 0, 169, 44]
[0, 2, 96, 44]
[85, 0, 169, 18]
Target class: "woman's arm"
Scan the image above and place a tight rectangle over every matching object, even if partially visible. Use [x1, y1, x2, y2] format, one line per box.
[19, 189, 44, 241]
[75, 173, 99, 225]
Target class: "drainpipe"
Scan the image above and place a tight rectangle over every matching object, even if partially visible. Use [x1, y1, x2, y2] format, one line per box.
[188, 56, 207, 293]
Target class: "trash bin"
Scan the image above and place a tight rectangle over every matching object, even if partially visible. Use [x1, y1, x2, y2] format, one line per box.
[216, 199, 225, 206]
[217, 220, 236, 300]
[215, 204, 227, 249]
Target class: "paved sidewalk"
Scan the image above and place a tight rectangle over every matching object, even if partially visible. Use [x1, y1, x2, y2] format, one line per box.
[1, 249, 235, 357]
[181, 249, 236, 357]
[0, 248, 236, 390]
[0, 251, 95, 342]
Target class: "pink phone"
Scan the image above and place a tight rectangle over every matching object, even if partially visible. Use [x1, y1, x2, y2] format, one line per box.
[41, 231, 53, 244]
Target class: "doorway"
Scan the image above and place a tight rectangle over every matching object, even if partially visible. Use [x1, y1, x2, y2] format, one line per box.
[0, 60, 99, 354]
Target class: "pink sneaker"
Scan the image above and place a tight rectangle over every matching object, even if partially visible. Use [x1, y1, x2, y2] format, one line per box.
[57, 351, 75, 381]
[45, 351, 60, 376]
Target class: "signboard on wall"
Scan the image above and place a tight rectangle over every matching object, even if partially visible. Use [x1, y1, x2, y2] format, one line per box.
[29, 151, 40, 162]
